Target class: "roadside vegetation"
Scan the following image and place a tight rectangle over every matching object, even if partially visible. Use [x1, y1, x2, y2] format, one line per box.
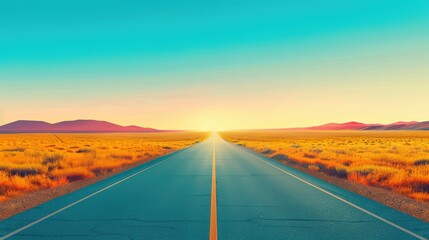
[220, 130, 429, 201]
[0, 132, 208, 202]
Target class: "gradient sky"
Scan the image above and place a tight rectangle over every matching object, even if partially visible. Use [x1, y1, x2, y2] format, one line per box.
[1, 0, 429, 130]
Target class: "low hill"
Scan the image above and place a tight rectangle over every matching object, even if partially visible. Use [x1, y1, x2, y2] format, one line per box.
[0, 120, 159, 133]
[300, 121, 429, 131]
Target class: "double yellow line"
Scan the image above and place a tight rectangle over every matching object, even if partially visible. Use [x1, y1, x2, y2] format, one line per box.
[209, 139, 218, 240]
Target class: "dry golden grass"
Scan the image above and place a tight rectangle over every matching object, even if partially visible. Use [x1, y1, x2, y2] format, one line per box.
[220, 130, 429, 201]
[0, 132, 208, 202]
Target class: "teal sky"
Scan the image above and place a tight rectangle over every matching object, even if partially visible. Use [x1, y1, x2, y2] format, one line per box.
[1, 0, 429, 130]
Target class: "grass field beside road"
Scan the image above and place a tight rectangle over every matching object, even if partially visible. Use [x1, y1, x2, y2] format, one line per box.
[220, 130, 429, 202]
[0, 132, 208, 203]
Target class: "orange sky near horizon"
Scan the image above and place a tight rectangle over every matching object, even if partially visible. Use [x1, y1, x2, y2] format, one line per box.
[1, 72, 428, 131]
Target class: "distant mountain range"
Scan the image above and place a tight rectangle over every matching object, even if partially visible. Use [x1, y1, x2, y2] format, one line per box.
[297, 121, 429, 131]
[0, 120, 160, 133]
[1, 119, 428, 133]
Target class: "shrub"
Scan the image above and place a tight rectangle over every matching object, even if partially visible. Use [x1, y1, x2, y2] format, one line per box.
[334, 167, 348, 178]
[414, 159, 429, 166]
[310, 148, 323, 154]
[303, 153, 316, 159]
[0, 171, 11, 194]
[320, 166, 348, 179]
[1, 148, 25, 152]
[261, 148, 275, 154]
[9, 165, 43, 176]
[51, 168, 95, 182]
[76, 148, 92, 153]
[109, 154, 133, 160]
[271, 154, 289, 161]
[407, 178, 429, 193]
[90, 162, 123, 176]
[42, 153, 63, 165]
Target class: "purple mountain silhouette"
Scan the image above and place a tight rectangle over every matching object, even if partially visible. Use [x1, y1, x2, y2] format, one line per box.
[0, 120, 159, 133]
[300, 121, 429, 131]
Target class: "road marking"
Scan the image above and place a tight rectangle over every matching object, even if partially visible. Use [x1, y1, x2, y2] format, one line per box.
[0, 148, 192, 240]
[231, 143, 428, 240]
[209, 139, 218, 240]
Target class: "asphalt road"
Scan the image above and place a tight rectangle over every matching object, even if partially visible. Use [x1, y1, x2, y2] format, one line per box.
[1, 134, 428, 239]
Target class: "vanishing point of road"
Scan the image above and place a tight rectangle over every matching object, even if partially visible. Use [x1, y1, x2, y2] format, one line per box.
[1, 134, 428, 239]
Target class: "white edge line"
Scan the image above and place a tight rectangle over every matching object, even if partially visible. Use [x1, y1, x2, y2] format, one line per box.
[0, 148, 192, 240]
[231, 143, 428, 240]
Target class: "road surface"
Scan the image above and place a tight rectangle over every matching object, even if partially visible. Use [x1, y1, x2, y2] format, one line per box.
[1, 134, 428, 239]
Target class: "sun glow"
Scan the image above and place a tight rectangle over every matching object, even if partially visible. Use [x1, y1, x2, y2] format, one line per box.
[193, 110, 247, 131]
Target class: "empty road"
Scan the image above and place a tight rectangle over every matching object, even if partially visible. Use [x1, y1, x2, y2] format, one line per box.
[1, 134, 428, 239]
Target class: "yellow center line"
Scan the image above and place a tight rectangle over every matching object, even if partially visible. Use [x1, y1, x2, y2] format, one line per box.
[209, 139, 218, 240]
